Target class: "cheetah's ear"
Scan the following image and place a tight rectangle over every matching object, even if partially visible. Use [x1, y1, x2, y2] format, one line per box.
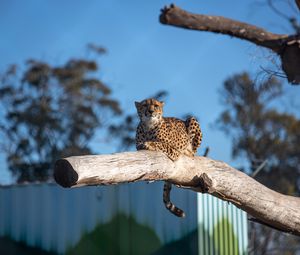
[135, 101, 141, 108]
[160, 101, 165, 107]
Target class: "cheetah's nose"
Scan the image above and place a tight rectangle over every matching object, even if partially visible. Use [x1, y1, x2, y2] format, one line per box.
[148, 110, 154, 114]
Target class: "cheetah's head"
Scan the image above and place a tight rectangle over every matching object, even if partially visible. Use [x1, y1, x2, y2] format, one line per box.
[135, 98, 164, 124]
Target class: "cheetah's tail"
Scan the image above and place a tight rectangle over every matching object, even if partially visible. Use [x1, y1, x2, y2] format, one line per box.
[163, 182, 185, 218]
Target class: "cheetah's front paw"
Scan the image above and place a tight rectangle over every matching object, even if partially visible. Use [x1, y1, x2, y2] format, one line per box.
[137, 144, 147, 150]
[143, 141, 156, 151]
[137, 142, 156, 151]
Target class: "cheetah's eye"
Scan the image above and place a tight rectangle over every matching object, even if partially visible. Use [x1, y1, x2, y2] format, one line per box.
[154, 105, 159, 109]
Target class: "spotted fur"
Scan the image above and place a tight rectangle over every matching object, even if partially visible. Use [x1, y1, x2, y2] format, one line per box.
[135, 98, 202, 217]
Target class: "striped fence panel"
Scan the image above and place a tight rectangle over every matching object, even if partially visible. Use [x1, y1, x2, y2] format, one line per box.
[0, 183, 248, 254]
[0, 182, 197, 254]
[198, 194, 248, 255]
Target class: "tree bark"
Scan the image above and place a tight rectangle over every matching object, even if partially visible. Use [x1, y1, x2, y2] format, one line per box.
[296, 0, 300, 11]
[54, 150, 300, 236]
[159, 4, 300, 84]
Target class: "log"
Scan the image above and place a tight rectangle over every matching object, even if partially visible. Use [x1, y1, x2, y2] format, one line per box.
[159, 4, 300, 84]
[54, 150, 300, 236]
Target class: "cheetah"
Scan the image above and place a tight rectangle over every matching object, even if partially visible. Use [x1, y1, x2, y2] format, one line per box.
[135, 98, 202, 217]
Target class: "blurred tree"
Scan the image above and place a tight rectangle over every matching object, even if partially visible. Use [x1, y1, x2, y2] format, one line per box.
[217, 72, 300, 195]
[0, 46, 121, 183]
[216, 72, 300, 254]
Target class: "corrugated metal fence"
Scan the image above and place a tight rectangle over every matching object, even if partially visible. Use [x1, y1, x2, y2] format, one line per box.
[198, 194, 248, 255]
[0, 182, 197, 254]
[0, 183, 248, 254]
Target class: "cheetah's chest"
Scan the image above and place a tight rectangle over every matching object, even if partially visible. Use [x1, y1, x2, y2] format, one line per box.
[143, 122, 188, 144]
[143, 127, 163, 141]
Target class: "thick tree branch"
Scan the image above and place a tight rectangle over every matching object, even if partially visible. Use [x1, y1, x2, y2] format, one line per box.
[296, 0, 300, 11]
[159, 4, 300, 84]
[160, 4, 288, 52]
[54, 151, 300, 236]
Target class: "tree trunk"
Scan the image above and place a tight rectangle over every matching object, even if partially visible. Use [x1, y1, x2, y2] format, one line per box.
[54, 150, 300, 236]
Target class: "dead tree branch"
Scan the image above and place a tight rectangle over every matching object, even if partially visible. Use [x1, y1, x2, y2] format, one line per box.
[296, 0, 300, 11]
[54, 150, 300, 236]
[159, 4, 300, 84]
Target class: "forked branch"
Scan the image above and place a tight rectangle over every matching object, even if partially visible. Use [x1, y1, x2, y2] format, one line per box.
[159, 4, 300, 84]
[54, 150, 300, 236]
[160, 4, 289, 52]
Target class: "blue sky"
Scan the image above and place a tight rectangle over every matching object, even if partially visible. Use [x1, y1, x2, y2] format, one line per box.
[0, 0, 299, 183]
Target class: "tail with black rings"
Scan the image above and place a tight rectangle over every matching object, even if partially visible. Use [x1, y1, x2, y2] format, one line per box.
[163, 181, 185, 217]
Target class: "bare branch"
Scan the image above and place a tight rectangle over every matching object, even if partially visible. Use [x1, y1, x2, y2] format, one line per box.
[252, 159, 268, 178]
[203, 146, 210, 157]
[159, 4, 288, 52]
[159, 4, 300, 84]
[268, 0, 290, 20]
[296, 0, 300, 11]
[54, 150, 300, 236]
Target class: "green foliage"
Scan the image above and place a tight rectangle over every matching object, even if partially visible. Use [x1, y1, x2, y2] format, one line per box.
[153, 220, 241, 255]
[0, 236, 57, 255]
[213, 219, 240, 255]
[0, 48, 121, 182]
[67, 213, 161, 255]
[217, 72, 300, 195]
[152, 229, 198, 255]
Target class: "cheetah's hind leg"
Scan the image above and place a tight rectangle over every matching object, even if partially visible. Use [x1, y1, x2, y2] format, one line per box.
[185, 117, 202, 154]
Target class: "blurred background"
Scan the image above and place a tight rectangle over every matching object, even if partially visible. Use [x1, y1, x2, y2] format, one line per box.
[0, 0, 299, 254]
